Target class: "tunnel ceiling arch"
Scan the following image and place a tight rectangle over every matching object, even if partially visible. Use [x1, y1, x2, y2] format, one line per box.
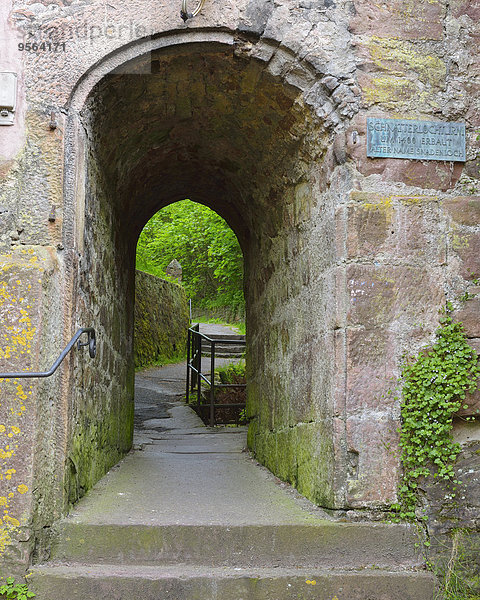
[80, 41, 335, 245]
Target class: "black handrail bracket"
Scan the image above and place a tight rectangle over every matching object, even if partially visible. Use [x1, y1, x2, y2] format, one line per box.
[0, 327, 96, 379]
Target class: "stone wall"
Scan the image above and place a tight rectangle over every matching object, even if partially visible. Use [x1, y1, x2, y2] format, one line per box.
[134, 270, 189, 369]
[0, 248, 64, 575]
[0, 0, 479, 575]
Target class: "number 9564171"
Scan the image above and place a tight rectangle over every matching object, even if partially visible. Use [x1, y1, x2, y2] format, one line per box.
[18, 41, 66, 52]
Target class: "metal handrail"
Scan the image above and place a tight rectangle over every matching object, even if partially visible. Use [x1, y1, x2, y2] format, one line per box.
[0, 327, 96, 379]
[189, 330, 245, 344]
[186, 324, 245, 426]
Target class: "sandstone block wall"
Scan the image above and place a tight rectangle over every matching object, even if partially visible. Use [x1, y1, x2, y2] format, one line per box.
[134, 270, 189, 369]
[0, 248, 64, 575]
[0, 0, 479, 574]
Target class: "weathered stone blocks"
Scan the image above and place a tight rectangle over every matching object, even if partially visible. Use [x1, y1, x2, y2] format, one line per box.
[345, 328, 396, 413]
[0, 247, 61, 573]
[444, 197, 480, 226]
[450, 0, 480, 20]
[134, 270, 188, 369]
[346, 415, 400, 507]
[346, 264, 444, 329]
[0, 0, 479, 578]
[350, 0, 445, 40]
[295, 421, 335, 508]
[342, 193, 446, 262]
[450, 232, 480, 280]
[453, 299, 480, 338]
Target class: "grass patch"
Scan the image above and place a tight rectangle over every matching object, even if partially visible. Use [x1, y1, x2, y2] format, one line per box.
[134, 351, 186, 372]
[434, 531, 480, 600]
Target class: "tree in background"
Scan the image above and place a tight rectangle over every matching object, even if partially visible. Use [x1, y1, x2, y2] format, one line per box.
[136, 200, 245, 319]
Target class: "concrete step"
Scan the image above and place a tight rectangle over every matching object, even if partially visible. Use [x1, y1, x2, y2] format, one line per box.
[202, 344, 245, 357]
[28, 564, 437, 600]
[201, 333, 245, 341]
[199, 333, 246, 357]
[27, 394, 437, 600]
[49, 522, 423, 569]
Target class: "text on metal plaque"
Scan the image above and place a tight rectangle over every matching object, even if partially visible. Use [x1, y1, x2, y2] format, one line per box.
[367, 118, 466, 162]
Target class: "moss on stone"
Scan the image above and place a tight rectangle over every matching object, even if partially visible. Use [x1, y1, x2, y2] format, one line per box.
[275, 427, 298, 486]
[296, 422, 335, 508]
[134, 270, 189, 369]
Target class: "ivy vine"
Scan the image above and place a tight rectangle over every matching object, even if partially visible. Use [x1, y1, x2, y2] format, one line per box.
[392, 311, 480, 522]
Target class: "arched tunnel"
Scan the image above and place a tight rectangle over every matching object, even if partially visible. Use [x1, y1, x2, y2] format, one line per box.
[2, 0, 479, 583]
[69, 39, 340, 509]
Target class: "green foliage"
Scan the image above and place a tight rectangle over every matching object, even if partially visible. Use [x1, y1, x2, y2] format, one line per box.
[215, 360, 247, 425]
[0, 578, 35, 600]
[216, 360, 246, 384]
[434, 531, 480, 600]
[392, 314, 480, 522]
[136, 200, 244, 317]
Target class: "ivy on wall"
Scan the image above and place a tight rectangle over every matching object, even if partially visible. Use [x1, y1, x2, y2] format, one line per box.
[393, 309, 480, 522]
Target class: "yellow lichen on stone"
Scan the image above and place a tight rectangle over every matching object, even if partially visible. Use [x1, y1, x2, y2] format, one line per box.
[361, 196, 394, 222]
[3, 515, 20, 527]
[0, 525, 14, 557]
[393, 0, 441, 20]
[0, 249, 50, 558]
[363, 76, 417, 110]
[368, 37, 446, 88]
[450, 224, 470, 250]
[363, 36, 446, 111]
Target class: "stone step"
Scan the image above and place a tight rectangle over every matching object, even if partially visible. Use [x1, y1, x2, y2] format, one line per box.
[201, 344, 246, 356]
[202, 349, 245, 358]
[28, 564, 437, 600]
[49, 522, 422, 569]
[199, 333, 246, 357]
[200, 333, 245, 341]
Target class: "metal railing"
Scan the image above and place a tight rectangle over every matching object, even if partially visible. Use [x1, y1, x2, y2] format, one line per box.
[0, 327, 96, 379]
[186, 325, 246, 427]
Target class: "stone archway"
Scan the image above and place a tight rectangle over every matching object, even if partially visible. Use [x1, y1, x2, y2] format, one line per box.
[1, 0, 479, 581]
[64, 32, 347, 513]
[3, 5, 478, 576]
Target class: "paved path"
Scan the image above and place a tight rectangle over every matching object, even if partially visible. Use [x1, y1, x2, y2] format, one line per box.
[72, 359, 331, 527]
[29, 355, 435, 600]
[197, 322, 243, 337]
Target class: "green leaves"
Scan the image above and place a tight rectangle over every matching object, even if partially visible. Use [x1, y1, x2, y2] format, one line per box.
[394, 315, 480, 521]
[136, 200, 244, 317]
[0, 578, 35, 599]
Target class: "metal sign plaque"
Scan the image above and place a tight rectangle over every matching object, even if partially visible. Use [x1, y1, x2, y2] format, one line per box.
[367, 118, 466, 162]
